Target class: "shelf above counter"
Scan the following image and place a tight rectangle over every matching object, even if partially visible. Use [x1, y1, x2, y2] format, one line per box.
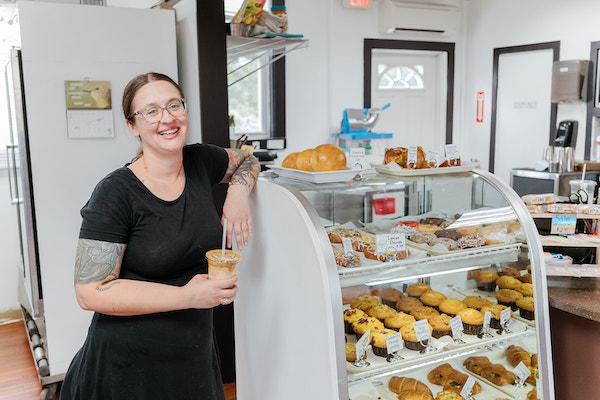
[226, 35, 309, 87]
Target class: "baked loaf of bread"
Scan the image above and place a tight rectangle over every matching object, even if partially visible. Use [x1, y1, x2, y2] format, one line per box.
[296, 148, 315, 171]
[311, 144, 346, 172]
[388, 376, 433, 396]
[281, 152, 299, 168]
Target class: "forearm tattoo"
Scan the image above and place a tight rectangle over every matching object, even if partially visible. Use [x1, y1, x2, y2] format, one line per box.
[74, 239, 125, 287]
[223, 149, 260, 189]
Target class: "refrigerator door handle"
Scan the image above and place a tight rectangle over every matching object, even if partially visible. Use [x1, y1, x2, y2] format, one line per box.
[5, 144, 22, 205]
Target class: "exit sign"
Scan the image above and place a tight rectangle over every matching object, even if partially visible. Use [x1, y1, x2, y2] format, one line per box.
[343, 0, 370, 8]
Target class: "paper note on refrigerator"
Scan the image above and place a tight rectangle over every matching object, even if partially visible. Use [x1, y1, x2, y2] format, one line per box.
[66, 109, 114, 139]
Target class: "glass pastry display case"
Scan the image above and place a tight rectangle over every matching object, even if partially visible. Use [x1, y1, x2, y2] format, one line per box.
[235, 167, 554, 400]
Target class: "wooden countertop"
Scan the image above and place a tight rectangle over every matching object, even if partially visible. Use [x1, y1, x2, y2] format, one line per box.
[547, 277, 600, 322]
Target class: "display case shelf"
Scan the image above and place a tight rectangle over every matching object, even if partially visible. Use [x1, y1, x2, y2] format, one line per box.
[226, 35, 308, 86]
[338, 243, 522, 288]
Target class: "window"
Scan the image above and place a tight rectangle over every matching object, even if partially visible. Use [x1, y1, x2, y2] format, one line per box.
[377, 64, 424, 90]
[225, 0, 286, 147]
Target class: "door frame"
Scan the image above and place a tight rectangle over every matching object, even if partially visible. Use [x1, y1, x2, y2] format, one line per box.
[364, 39, 455, 144]
[489, 41, 560, 173]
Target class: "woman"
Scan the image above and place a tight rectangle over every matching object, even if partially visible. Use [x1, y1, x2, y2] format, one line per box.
[60, 72, 260, 399]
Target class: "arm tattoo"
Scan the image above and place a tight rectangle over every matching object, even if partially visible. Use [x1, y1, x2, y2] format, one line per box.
[74, 239, 126, 286]
[223, 148, 260, 189]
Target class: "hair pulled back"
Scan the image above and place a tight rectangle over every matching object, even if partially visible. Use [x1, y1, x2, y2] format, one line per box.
[122, 72, 184, 123]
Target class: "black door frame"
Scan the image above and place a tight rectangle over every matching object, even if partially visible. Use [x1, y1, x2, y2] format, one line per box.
[364, 39, 455, 144]
[489, 41, 560, 173]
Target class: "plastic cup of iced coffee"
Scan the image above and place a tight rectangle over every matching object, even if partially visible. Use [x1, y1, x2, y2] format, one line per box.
[206, 249, 242, 279]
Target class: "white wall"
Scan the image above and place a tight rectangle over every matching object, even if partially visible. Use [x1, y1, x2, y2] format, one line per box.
[463, 0, 600, 169]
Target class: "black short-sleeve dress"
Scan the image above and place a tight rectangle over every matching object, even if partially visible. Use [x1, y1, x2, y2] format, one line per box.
[60, 144, 229, 400]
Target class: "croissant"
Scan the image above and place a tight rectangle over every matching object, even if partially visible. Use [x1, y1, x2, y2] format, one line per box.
[389, 376, 432, 396]
[427, 363, 456, 385]
[463, 356, 491, 375]
[481, 364, 516, 386]
[506, 345, 531, 367]
[397, 389, 435, 400]
[442, 371, 482, 394]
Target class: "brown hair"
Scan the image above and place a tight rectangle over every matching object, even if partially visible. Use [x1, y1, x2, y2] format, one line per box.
[122, 72, 184, 162]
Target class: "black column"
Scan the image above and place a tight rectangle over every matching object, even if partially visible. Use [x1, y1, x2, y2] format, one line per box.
[196, 1, 235, 384]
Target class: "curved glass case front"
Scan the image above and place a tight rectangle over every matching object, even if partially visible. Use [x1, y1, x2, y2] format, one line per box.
[262, 168, 553, 400]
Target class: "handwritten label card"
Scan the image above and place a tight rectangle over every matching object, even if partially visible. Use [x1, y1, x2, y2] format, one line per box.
[515, 361, 531, 382]
[385, 332, 404, 353]
[356, 329, 370, 361]
[445, 144, 460, 160]
[550, 214, 577, 235]
[407, 146, 418, 168]
[460, 376, 477, 398]
[450, 315, 464, 336]
[426, 150, 441, 167]
[375, 233, 406, 253]
[341, 237, 354, 257]
[483, 311, 492, 330]
[349, 147, 366, 170]
[500, 306, 512, 326]
[413, 320, 431, 342]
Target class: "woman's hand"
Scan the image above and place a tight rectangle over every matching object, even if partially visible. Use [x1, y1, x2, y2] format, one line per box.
[222, 184, 253, 249]
[183, 274, 239, 309]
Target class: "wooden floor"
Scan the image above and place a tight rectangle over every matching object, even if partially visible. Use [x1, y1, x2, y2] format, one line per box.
[0, 317, 236, 400]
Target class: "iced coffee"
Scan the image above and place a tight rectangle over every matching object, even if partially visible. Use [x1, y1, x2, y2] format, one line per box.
[206, 249, 242, 279]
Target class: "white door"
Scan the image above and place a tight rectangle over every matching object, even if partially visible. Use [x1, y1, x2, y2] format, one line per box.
[494, 49, 554, 184]
[371, 49, 447, 154]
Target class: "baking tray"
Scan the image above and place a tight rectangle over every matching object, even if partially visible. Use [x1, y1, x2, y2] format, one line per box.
[267, 165, 376, 183]
[374, 162, 477, 177]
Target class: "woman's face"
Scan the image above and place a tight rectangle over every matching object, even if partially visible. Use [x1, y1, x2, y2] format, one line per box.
[126, 80, 189, 157]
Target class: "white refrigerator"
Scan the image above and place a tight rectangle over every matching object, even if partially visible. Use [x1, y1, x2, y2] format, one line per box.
[5, 1, 178, 394]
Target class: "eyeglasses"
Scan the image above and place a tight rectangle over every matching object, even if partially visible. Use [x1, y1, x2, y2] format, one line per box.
[129, 99, 187, 124]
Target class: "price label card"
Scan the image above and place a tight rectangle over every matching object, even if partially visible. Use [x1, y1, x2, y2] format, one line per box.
[550, 214, 577, 235]
[513, 386, 524, 400]
[515, 361, 531, 382]
[460, 376, 477, 398]
[426, 150, 441, 167]
[500, 306, 512, 325]
[413, 320, 431, 342]
[349, 147, 366, 170]
[385, 332, 404, 353]
[483, 311, 492, 329]
[375, 233, 406, 253]
[356, 329, 370, 360]
[341, 237, 354, 257]
[445, 144, 460, 160]
[450, 315, 464, 336]
[407, 145, 418, 168]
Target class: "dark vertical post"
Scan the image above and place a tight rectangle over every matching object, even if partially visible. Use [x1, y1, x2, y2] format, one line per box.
[196, 0, 235, 384]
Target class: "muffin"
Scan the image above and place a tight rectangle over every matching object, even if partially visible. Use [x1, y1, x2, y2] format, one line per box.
[435, 390, 465, 400]
[373, 287, 405, 308]
[496, 275, 522, 290]
[343, 308, 367, 334]
[429, 314, 453, 338]
[396, 297, 424, 313]
[350, 295, 379, 311]
[352, 317, 384, 340]
[456, 308, 484, 335]
[365, 304, 397, 321]
[498, 266, 521, 277]
[517, 282, 534, 297]
[406, 283, 432, 298]
[370, 328, 398, 357]
[400, 322, 433, 351]
[384, 312, 416, 331]
[438, 298, 468, 317]
[345, 342, 366, 362]
[520, 273, 533, 284]
[462, 295, 492, 310]
[473, 270, 499, 292]
[516, 296, 535, 320]
[495, 289, 523, 311]
[481, 304, 511, 329]
[420, 291, 447, 310]
[410, 306, 440, 321]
